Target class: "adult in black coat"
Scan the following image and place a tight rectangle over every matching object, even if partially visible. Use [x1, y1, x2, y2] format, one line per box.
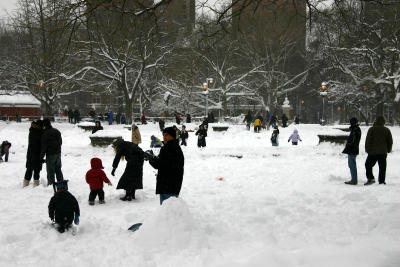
[41, 119, 64, 188]
[112, 139, 144, 201]
[91, 121, 104, 134]
[73, 109, 80, 124]
[186, 113, 191, 123]
[343, 117, 362, 185]
[48, 180, 80, 233]
[196, 125, 207, 147]
[68, 109, 74, 123]
[24, 120, 44, 187]
[243, 111, 253, 130]
[148, 127, 184, 205]
[0, 140, 11, 162]
[281, 114, 288, 128]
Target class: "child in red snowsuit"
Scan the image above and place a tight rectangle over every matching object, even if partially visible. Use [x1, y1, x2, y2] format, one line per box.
[86, 158, 112, 205]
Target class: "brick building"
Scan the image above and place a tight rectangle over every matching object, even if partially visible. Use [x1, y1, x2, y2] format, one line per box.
[0, 91, 41, 121]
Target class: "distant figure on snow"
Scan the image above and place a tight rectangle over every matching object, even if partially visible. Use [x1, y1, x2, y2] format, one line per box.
[159, 118, 165, 132]
[364, 116, 393, 185]
[131, 124, 142, 145]
[23, 120, 44, 187]
[141, 113, 147, 124]
[186, 113, 191, 123]
[254, 117, 262, 133]
[0, 140, 11, 162]
[86, 158, 112, 205]
[108, 110, 113, 125]
[196, 124, 207, 148]
[180, 125, 189, 146]
[48, 180, 80, 233]
[288, 129, 302, 145]
[343, 117, 361, 185]
[281, 114, 288, 128]
[271, 125, 279, 146]
[243, 111, 252, 131]
[73, 109, 80, 124]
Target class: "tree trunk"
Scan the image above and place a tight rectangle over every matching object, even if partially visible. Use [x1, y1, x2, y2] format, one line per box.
[125, 98, 133, 125]
[222, 93, 227, 118]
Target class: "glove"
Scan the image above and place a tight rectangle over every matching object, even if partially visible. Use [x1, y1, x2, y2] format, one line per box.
[74, 215, 79, 225]
[111, 169, 116, 176]
[108, 182, 113, 186]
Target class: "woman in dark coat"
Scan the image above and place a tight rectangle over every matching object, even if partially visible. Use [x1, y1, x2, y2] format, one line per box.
[111, 139, 144, 201]
[23, 120, 44, 187]
[195, 125, 207, 148]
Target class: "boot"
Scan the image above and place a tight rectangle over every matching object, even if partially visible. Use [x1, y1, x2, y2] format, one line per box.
[33, 180, 40, 187]
[344, 181, 357, 185]
[364, 179, 375, 186]
[88, 200, 95, 206]
[23, 179, 30, 187]
[120, 191, 132, 201]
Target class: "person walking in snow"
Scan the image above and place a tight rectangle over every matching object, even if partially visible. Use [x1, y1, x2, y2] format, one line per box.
[159, 117, 165, 132]
[281, 114, 288, 128]
[271, 125, 279, 146]
[147, 127, 184, 205]
[108, 110, 113, 125]
[364, 116, 393, 185]
[68, 109, 74, 123]
[0, 140, 11, 162]
[180, 125, 189, 146]
[111, 138, 144, 201]
[343, 117, 362, 185]
[131, 124, 142, 145]
[48, 180, 80, 233]
[196, 124, 207, 148]
[141, 113, 147, 124]
[288, 129, 302, 145]
[243, 110, 252, 130]
[86, 158, 112, 205]
[186, 113, 191, 123]
[73, 109, 80, 124]
[91, 121, 103, 134]
[40, 119, 64, 189]
[23, 120, 44, 187]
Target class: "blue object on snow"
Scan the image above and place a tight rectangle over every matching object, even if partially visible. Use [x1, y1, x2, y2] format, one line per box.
[74, 215, 79, 225]
[128, 223, 143, 232]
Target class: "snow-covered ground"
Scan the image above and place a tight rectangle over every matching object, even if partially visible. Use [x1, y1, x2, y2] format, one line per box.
[0, 121, 399, 267]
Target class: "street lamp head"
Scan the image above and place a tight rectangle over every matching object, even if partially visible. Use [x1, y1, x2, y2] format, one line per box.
[321, 81, 327, 90]
[363, 87, 367, 92]
[203, 83, 208, 90]
[39, 80, 45, 88]
[207, 78, 214, 84]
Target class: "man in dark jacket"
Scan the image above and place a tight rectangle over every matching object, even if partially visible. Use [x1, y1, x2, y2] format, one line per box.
[68, 109, 74, 123]
[343, 117, 362, 185]
[41, 119, 64, 189]
[48, 180, 80, 233]
[281, 114, 288, 128]
[243, 111, 252, 130]
[148, 127, 184, 205]
[364, 116, 393, 185]
[73, 109, 80, 124]
[24, 120, 44, 187]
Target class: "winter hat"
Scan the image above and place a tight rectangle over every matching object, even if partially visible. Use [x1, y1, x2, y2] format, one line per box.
[90, 158, 104, 169]
[54, 180, 68, 189]
[375, 116, 386, 126]
[43, 118, 52, 128]
[112, 138, 124, 148]
[163, 127, 176, 139]
[350, 117, 358, 126]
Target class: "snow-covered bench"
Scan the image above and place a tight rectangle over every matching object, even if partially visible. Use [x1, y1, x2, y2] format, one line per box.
[318, 128, 349, 144]
[77, 122, 96, 131]
[90, 130, 122, 147]
[211, 123, 230, 132]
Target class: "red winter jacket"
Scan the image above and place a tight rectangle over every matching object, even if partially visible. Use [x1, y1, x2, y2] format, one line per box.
[86, 158, 110, 190]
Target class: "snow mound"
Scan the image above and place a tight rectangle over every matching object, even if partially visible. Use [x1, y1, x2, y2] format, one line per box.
[135, 198, 208, 251]
[77, 121, 95, 127]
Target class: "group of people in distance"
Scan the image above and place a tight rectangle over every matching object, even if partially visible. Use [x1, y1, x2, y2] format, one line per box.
[342, 116, 393, 186]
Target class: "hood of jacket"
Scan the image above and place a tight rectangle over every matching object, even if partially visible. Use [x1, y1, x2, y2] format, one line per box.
[90, 158, 104, 169]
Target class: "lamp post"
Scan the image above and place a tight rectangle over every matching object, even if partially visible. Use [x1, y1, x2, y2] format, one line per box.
[320, 82, 328, 125]
[202, 82, 209, 117]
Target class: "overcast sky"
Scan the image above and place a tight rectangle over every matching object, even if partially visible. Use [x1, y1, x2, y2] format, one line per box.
[0, 0, 18, 19]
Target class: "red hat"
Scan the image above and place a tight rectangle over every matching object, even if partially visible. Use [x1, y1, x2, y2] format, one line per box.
[90, 158, 104, 169]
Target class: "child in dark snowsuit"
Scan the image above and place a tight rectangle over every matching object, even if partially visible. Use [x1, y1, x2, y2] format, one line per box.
[0, 141, 11, 162]
[48, 180, 80, 233]
[85, 158, 112, 205]
[271, 126, 279, 146]
[180, 125, 189, 146]
[196, 125, 207, 147]
[288, 129, 302, 145]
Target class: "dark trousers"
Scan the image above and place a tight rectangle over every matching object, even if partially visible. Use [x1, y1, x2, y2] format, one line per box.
[0, 148, 9, 162]
[89, 189, 105, 201]
[181, 139, 187, 146]
[55, 220, 72, 233]
[292, 142, 298, 145]
[365, 154, 387, 183]
[24, 168, 41, 181]
[254, 126, 261, 133]
[46, 154, 64, 185]
[160, 194, 179, 205]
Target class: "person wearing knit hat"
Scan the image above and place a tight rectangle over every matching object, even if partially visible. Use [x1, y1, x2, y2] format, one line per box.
[148, 126, 185, 205]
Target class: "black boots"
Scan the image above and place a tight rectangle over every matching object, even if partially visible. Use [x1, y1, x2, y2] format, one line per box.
[120, 190, 135, 201]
